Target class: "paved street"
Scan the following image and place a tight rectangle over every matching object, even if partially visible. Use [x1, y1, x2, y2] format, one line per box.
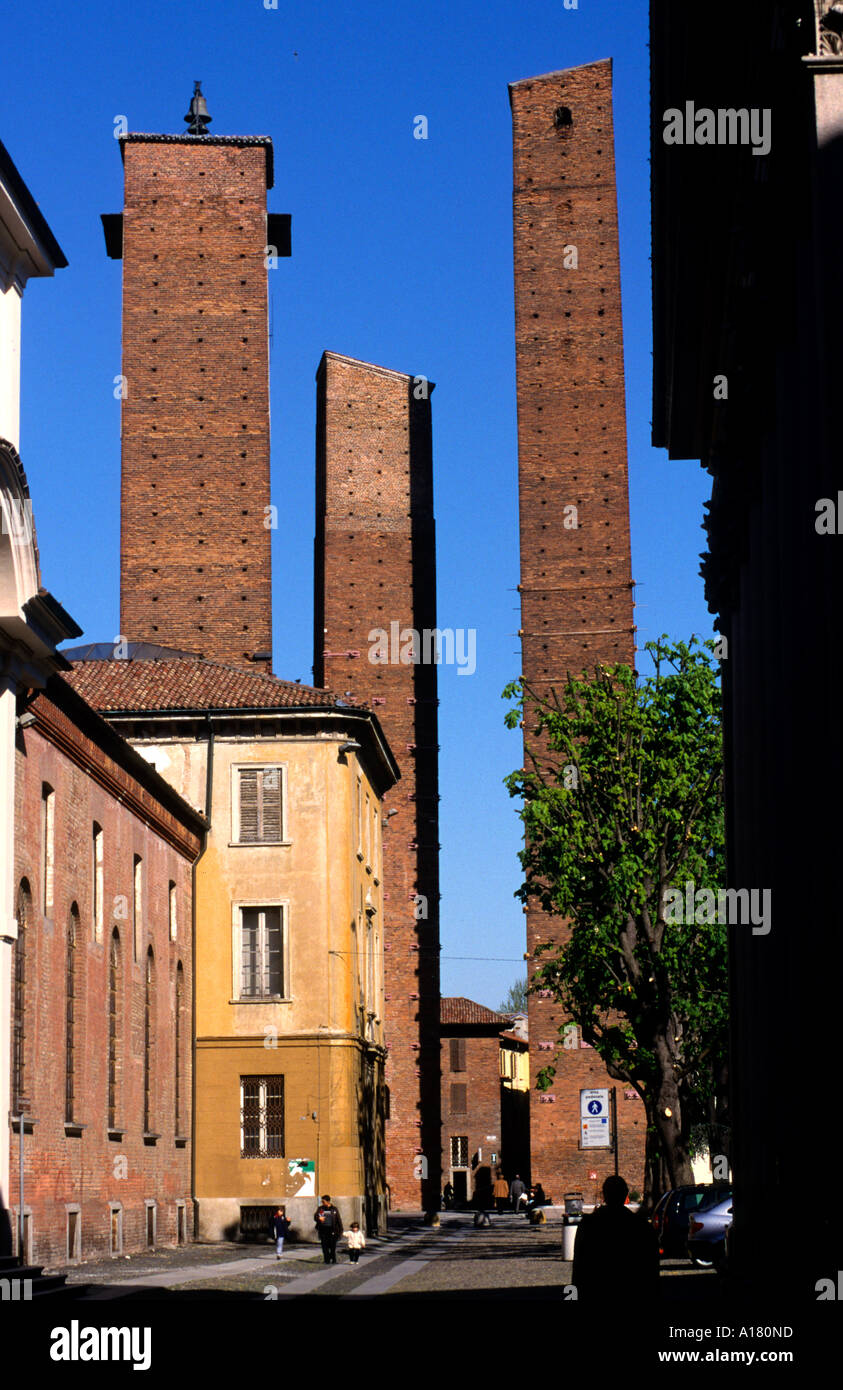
[56, 1211, 724, 1301]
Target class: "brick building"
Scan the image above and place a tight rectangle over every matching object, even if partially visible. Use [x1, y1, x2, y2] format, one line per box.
[314, 352, 441, 1211]
[102, 93, 290, 668]
[509, 62, 645, 1200]
[10, 666, 204, 1267]
[440, 997, 528, 1205]
[650, 0, 841, 1291]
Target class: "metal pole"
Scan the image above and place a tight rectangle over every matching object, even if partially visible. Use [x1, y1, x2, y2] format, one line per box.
[611, 1087, 619, 1178]
[17, 1114, 24, 1265]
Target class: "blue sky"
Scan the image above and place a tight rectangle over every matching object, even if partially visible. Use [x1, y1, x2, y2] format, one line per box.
[5, 0, 712, 1010]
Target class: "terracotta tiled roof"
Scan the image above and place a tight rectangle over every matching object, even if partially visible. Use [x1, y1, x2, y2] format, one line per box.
[61, 657, 356, 714]
[440, 997, 513, 1027]
[499, 1029, 529, 1046]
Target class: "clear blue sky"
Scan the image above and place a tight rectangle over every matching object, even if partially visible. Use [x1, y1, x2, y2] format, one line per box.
[5, 0, 712, 1010]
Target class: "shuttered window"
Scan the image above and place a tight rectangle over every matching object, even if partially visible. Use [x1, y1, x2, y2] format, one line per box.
[449, 1038, 466, 1073]
[450, 1083, 467, 1114]
[237, 767, 283, 843]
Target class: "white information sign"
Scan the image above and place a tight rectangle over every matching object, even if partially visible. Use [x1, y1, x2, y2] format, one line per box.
[580, 1088, 611, 1149]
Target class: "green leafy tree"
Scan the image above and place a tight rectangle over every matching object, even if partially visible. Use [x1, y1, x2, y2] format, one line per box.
[503, 636, 727, 1204]
[499, 979, 528, 1014]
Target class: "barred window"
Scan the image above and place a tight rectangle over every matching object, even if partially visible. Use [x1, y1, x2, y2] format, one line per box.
[108, 930, 121, 1130]
[450, 1135, 469, 1168]
[240, 906, 283, 998]
[449, 1038, 466, 1072]
[240, 1075, 285, 1158]
[143, 947, 155, 1132]
[12, 880, 32, 1114]
[237, 766, 283, 843]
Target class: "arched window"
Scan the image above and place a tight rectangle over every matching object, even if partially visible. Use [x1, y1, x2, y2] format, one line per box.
[144, 947, 155, 1133]
[65, 904, 80, 1123]
[92, 824, 103, 941]
[12, 880, 32, 1114]
[175, 962, 184, 1136]
[108, 929, 121, 1131]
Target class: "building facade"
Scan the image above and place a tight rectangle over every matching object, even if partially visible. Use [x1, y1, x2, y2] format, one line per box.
[66, 653, 398, 1239]
[314, 351, 441, 1211]
[440, 997, 528, 1205]
[10, 669, 203, 1267]
[509, 62, 645, 1200]
[650, 0, 842, 1292]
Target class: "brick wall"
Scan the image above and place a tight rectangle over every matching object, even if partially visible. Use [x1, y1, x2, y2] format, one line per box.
[314, 352, 440, 1209]
[117, 136, 273, 667]
[8, 687, 197, 1267]
[441, 1031, 505, 1199]
[510, 61, 646, 1201]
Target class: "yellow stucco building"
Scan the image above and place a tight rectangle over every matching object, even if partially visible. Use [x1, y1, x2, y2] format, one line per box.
[67, 652, 399, 1240]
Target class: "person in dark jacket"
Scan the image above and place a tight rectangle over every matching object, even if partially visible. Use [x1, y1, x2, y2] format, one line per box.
[270, 1206, 291, 1259]
[314, 1194, 344, 1263]
[510, 1175, 527, 1212]
[572, 1175, 660, 1302]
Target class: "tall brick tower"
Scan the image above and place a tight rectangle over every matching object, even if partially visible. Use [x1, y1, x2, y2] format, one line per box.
[510, 62, 645, 1199]
[314, 351, 441, 1210]
[104, 86, 290, 668]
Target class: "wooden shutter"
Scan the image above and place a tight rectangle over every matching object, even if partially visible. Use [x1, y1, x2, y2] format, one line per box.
[449, 1038, 466, 1073]
[450, 1083, 467, 1114]
[239, 770, 260, 843]
[261, 768, 282, 841]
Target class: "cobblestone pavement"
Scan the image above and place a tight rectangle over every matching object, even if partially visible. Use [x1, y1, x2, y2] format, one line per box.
[53, 1211, 723, 1301]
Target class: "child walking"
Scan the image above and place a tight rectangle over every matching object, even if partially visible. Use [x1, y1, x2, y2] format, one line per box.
[345, 1221, 366, 1264]
[270, 1206, 291, 1259]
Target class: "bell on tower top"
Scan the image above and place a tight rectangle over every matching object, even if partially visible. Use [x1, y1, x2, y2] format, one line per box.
[184, 81, 212, 135]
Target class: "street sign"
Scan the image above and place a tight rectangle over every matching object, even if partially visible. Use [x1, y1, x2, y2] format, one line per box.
[580, 1088, 611, 1149]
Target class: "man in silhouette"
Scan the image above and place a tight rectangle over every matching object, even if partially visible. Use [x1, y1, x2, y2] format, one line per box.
[572, 1175, 660, 1301]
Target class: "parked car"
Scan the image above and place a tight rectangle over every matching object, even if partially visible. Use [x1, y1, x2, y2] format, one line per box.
[687, 1194, 733, 1269]
[651, 1185, 732, 1260]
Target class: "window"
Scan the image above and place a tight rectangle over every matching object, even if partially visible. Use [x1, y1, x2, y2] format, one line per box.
[108, 931, 121, 1129]
[65, 905, 79, 1124]
[169, 881, 177, 941]
[235, 766, 284, 843]
[240, 1076, 284, 1157]
[66, 1207, 81, 1263]
[355, 778, 362, 858]
[450, 1136, 469, 1168]
[41, 783, 55, 913]
[110, 1205, 123, 1255]
[364, 792, 371, 868]
[449, 1038, 466, 1073]
[133, 855, 142, 961]
[175, 962, 184, 1136]
[144, 948, 155, 1132]
[239, 906, 283, 998]
[450, 1083, 467, 1114]
[92, 824, 103, 941]
[12, 881, 31, 1114]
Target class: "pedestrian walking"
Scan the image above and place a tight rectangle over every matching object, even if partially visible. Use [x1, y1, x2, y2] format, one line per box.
[443, 1181, 454, 1210]
[493, 1169, 510, 1215]
[345, 1221, 366, 1263]
[269, 1205, 291, 1259]
[510, 1174, 526, 1213]
[314, 1194, 344, 1264]
[572, 1175, 660, 1302]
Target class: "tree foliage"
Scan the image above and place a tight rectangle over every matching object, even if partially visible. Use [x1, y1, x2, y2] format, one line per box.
[498, 979, 528, 1014]
[503, 636, 727, 1198]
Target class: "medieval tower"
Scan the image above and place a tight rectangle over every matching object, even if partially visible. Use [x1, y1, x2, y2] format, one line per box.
[314, 352, 441, 1210]
[105, 85, 289, 668]
[510, 61, 646, 1197]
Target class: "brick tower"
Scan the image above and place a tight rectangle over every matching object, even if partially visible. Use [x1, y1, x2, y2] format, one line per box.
[510, 62, 645, 1200]
[104, 87, 290, 668]
[314, 351, 441, 1210]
